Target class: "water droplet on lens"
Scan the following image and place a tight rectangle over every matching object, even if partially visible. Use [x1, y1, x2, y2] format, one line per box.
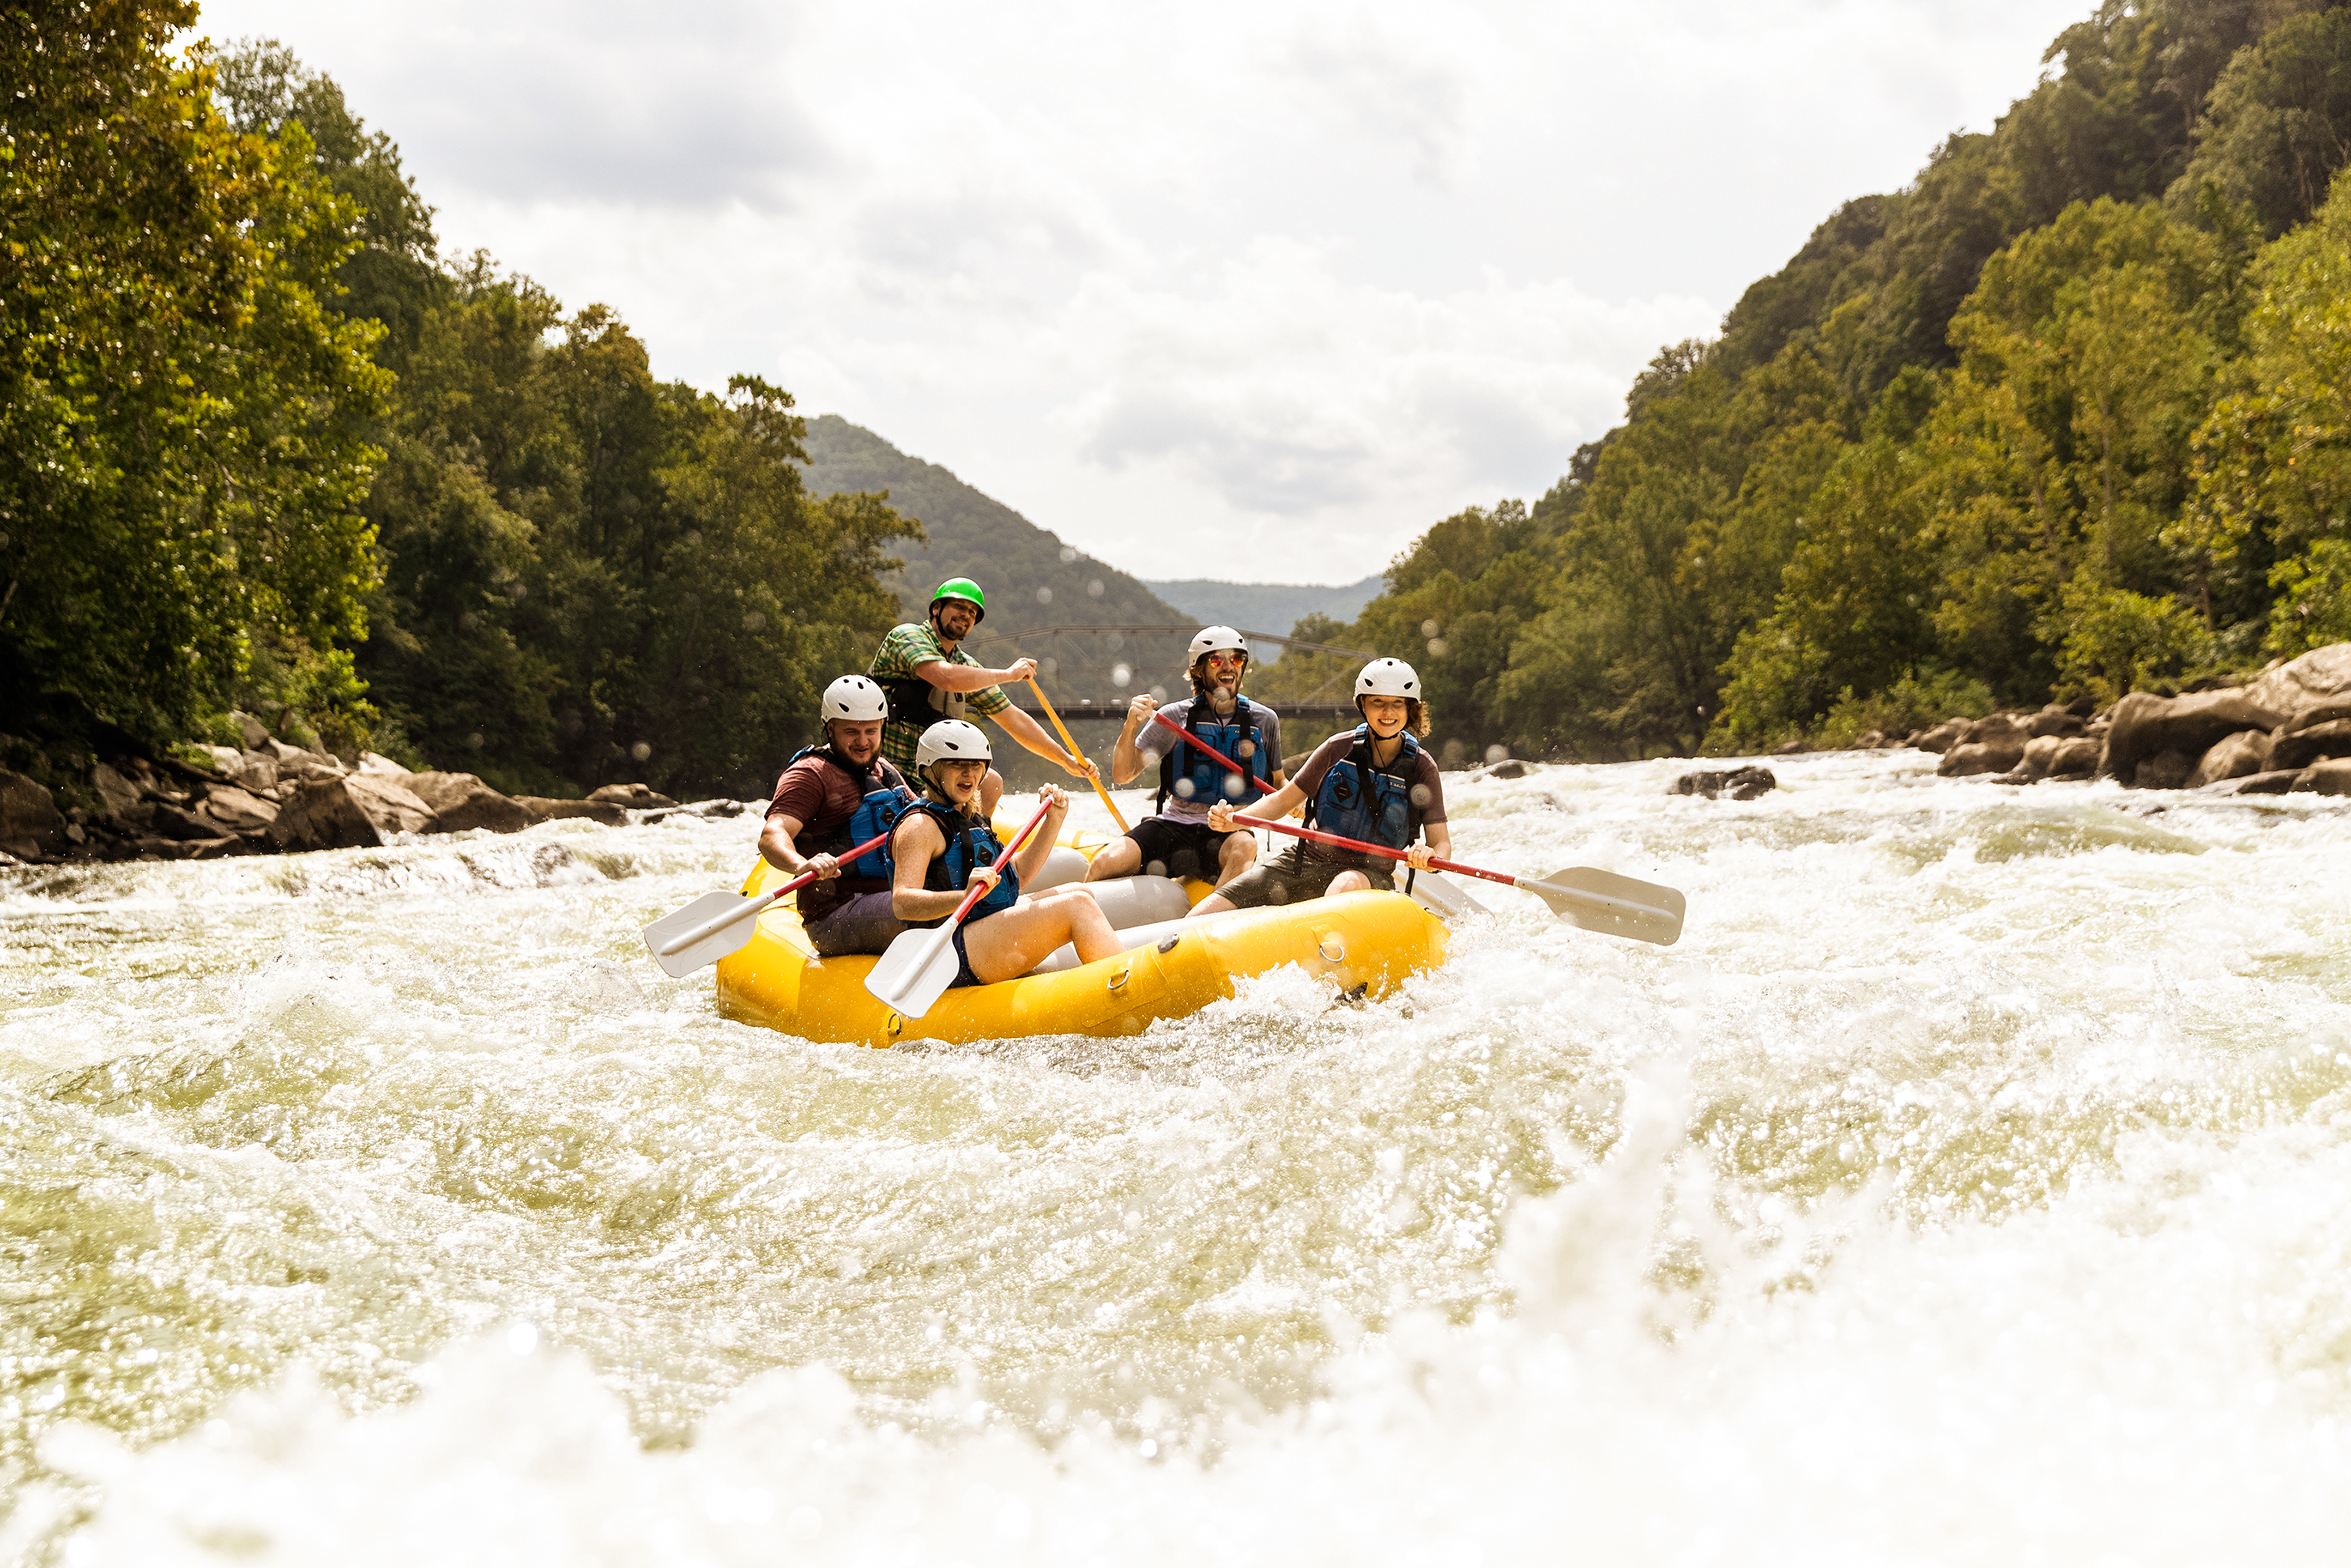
[631, 741, 652, 762]
[1087, 579, 1104, 598]
[1035, 586, 1052, 603]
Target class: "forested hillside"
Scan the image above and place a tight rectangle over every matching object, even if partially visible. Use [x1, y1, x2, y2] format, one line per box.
[0, 15, 908, 802]
[1258, 0, 2351, 763]
[1143, 575, 1386, 662]
[799, 416, 1199, 712]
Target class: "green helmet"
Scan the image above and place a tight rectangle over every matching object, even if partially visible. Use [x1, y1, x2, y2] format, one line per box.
[929, 577, 986, 624]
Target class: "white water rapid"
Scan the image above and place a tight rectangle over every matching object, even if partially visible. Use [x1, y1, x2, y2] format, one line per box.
[6, 751, 2351, 1563]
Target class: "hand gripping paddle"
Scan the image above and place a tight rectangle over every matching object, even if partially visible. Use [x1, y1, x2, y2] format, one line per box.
[640, 830, 892, 978]
[864, 796, 1058, 1019]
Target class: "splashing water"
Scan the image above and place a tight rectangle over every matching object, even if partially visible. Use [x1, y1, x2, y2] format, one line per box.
[6, 755, 2351, 1563]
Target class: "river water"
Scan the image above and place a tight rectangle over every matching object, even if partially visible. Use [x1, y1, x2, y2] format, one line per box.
[4, 750, 2349, 1563]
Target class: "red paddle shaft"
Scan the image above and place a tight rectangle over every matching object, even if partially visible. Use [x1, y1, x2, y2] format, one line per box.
[1147, 706, 1252, 774]
[779, 830, 892, 896]
[1228, 812, 1526, 885]
[937, 796, 1056, 925]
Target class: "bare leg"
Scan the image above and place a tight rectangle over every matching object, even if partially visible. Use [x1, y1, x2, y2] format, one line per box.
[1084, 836, 1143, 881]
[959, 887, 1123, 983]
[1214, 830, 1259, 888]
[1326, 869, 1372, 895]
[1189, 890, 1235, 917]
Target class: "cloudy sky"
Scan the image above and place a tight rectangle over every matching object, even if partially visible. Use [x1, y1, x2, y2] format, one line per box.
[192, 0, 2086, 585]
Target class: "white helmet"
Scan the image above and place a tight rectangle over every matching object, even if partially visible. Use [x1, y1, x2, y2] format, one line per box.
[822, 674, 888, 722]
[1356, 657, 1420, 700]
[1188, 626, 1249, 663]
[915, 719, 992, 772]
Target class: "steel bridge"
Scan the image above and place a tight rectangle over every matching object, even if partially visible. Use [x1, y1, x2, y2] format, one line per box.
[971, 623, 1377, 723]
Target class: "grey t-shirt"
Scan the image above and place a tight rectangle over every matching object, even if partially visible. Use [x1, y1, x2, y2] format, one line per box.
[1144, 696, 1283, 823]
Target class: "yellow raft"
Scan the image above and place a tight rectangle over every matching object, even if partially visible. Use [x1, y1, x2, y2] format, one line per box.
[714, 822, 1449, 1046]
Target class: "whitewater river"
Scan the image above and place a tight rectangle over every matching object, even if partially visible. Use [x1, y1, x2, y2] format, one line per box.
[5, 750, 2350, 1563]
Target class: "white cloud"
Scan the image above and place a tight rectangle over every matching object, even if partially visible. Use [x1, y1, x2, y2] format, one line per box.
[191, 0, 2090, 582]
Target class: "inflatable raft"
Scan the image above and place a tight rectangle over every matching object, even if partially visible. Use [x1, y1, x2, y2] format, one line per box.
[714, 821, 1450, 1046]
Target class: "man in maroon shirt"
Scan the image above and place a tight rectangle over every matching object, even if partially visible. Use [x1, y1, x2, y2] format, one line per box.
[759, 675, 917, 956]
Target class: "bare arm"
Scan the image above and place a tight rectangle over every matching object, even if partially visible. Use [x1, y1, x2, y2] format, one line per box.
[1209, 778, 1307, 829]
[888, 816, 967, 922]
[915, 656, 1036, 692]
[758, 812, 839, 880]
[1006, 787, 1070, 882]
[1111, 695, 1158, 786]
[992, 706, 1095, 777]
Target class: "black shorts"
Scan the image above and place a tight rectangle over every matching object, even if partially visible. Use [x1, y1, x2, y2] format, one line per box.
[1212, 842, 1396, 910]
[1125, 816, 1246, 882]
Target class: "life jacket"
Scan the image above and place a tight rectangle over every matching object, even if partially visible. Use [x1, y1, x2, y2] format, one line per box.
[1155, 696, 1271, 811]
[784, 746, 912, 882]
[887, 797, 1020, 924]
[872, 632, 972, 729]
[1303, 725, 1422, 852]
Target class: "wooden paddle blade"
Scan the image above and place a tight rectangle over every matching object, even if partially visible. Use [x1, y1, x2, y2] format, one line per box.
[1520, 866, 1686, 946]
[862, 923, 963, 1019]
[642, 890, 769, 977]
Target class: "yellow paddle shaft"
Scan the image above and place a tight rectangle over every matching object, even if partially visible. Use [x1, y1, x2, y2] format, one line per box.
[1029, 678, 1128, 832]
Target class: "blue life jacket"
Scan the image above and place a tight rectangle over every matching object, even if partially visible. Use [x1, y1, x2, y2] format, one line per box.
[785, 746, 912, 882]
[1156, 696, 1272, 811]
[888, 798, 1020, 924]
[1305, 726, 1422, 851]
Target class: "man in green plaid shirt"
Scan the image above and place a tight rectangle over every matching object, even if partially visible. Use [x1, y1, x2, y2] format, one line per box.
[868, 577, 1097, 818]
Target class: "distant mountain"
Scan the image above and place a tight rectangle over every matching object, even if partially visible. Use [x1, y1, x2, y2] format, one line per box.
[797, 415, 1196, 714]
[1144, 575, 1386, 662]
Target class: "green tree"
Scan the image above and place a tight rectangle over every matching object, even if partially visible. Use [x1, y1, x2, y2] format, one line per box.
[0, 2, 388, 746]
[2173, 6, 2351, 238]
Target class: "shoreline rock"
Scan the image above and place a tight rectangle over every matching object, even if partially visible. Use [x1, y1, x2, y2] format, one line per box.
[0, 717, 746, 867]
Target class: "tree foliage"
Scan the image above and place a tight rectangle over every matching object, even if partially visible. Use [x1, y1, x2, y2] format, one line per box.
[1305, 0, 2351, 762]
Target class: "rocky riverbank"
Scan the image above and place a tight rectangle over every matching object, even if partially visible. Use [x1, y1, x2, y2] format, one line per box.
[0, 713, 744, 866]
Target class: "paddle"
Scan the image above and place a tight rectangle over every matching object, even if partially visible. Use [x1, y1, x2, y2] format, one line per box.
[1029, 678, 1129, 832]
[1232, 813, 1685, 946]
[1150, 710, 1685, 944]
[641, 830, 893, 977]
[865, 796, 1058, 1018]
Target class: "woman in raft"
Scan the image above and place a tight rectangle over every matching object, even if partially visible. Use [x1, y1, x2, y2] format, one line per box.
[1193, 656, 1451, 914]
[886, 719, 1124, 987]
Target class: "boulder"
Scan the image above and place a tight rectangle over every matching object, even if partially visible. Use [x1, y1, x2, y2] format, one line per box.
[197, 785, 279, 834]
[91, 762, 143, 816]
[2005, 735, 2067, 783]
[1476, 758, 1529, 780]
[2243, 644, 2351, 732]
[268, 774, 436, 852]
[2266, 716, 2351, 773]
[265, 739, 347, 782]
[407, 772, 534, 834]
[2025, 706, 2086, 739]
[229, 711, 271, 749]
[2048, 737, 2103, 779]
[589, 782, 679, 809]
[2100, 688, 2297, 786]
[355, 752, 412, 777]
[1670, 766, 1776, 800]
[1939, 736, 2027, 776]
[2187, 729, 2273, 789]
[514, 796, 629, 827]
[133, 834, 245, 861]
[0, 769, 68, 859]
[2205, 769, 2303, 796]
[197, 744, 244, 776]
[1914, 719, 1969, 754]
[143, 802, 222, 842]
[2133, 749, 2197, 790]
[232, 749, 281, 793]
[2288, 758, 2351, 796]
